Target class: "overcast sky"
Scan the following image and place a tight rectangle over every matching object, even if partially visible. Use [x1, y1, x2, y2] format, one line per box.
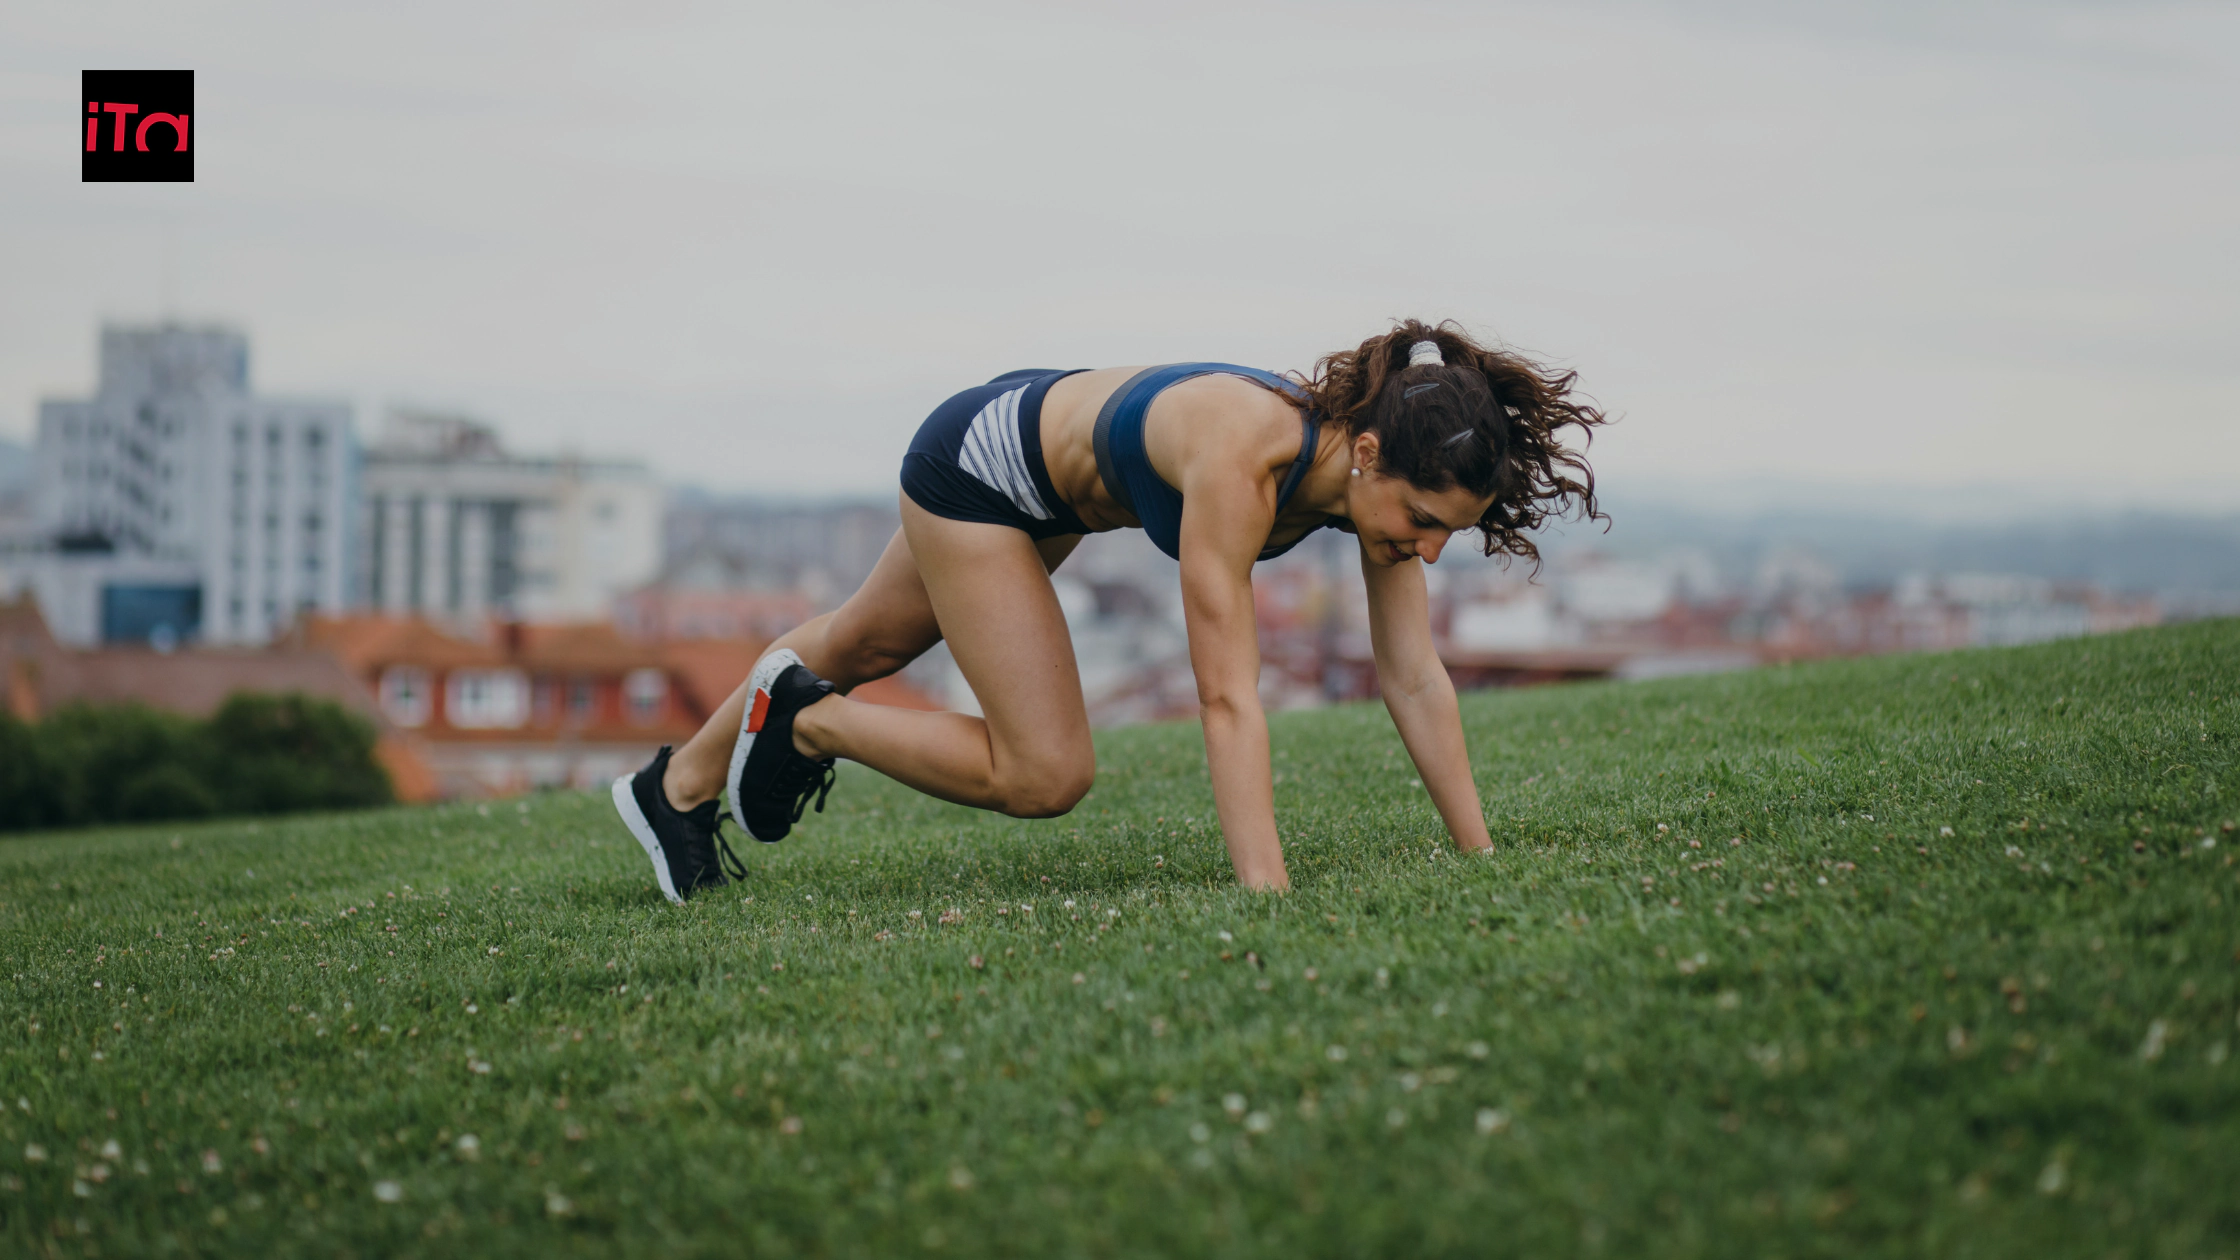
[2, 0, 2234, 516]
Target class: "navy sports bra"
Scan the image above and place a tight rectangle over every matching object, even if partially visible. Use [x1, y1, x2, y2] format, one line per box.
[1089, 363, 1325, 562]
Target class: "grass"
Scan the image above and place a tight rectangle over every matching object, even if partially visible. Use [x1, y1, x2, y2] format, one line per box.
[3, 620, 2237, 1258]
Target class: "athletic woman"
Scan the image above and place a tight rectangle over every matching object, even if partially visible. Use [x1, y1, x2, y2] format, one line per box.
[612, 320, 1605, 900]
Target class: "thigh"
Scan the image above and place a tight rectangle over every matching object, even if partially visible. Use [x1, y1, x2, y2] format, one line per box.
[899, 496, 1092, 769]
[825, 516, 1079, 670]
[821, 524, 945, 669]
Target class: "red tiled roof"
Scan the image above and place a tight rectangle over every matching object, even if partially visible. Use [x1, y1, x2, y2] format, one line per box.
[514, 622, 666, 672]
[302, 616, 508, 673]
[57, 647, 381, 719]
[658, 637, 771, 716]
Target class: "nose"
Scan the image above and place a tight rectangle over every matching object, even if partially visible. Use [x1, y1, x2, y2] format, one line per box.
[1419, 532, 1447, 564]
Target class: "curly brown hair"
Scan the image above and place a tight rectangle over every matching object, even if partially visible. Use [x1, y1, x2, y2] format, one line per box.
[1289, 319, 1609, 566]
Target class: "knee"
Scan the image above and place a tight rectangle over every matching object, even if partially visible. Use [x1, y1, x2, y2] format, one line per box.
[824, 622, 920, 685]
[996, 761, 1094, 819]
[832, 638, 914, 684]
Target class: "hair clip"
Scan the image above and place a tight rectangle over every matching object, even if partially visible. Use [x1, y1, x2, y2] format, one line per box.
[1440, 428, 1479, 449]
[1402, 382, 1443, 400]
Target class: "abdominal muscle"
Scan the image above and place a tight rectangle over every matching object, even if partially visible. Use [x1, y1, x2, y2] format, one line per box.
[1039, 366, 1150, 535]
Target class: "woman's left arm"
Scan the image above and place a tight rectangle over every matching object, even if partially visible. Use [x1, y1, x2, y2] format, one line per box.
[1361, 550, 1493, 852]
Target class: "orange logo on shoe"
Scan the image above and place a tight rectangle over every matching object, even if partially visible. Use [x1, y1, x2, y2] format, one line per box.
[747, 688, 771, 734]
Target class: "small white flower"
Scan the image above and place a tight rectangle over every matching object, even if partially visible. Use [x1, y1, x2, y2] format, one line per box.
[373, 1180, 403, 1203]
[1326, 1044, 1348, 1062]
[455, 1134, 480, 1159]
[1475, 1108, 1510, 1135]
[1244, 1111, 1273, 1133]
[2140, 1020, 2169, 1061]
[1222, 1093, 1247, 1118]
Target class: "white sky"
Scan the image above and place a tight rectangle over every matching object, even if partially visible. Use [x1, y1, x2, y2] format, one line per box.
[2, 0, 2234, 513]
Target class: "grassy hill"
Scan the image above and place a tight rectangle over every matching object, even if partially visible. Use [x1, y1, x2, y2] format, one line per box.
[3, 621, 2236, 1258]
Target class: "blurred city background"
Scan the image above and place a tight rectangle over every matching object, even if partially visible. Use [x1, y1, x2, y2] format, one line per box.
[3, 2, 2234, 804]
[3, 320, 2233, 801]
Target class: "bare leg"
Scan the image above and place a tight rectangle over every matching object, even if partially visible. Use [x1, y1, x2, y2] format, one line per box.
[665, 496, 1087, 816]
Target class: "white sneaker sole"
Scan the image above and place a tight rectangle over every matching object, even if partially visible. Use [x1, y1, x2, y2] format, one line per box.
[611, 773, 684, 906]
[726, 648, 804, 838]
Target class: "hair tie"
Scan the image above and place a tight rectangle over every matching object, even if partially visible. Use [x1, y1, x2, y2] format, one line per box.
[1407, 340, 1444, 369]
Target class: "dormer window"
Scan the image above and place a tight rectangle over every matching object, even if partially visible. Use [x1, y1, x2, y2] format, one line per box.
[447, 669, 530, 729]
[624, 669, 667, 725]
[379, 666, 431, 728]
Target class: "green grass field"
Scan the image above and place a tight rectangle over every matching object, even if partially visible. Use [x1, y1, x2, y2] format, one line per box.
[4, 621, 2237, 1258]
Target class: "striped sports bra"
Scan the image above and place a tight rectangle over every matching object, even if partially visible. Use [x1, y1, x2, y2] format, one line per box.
[1089, 363, 1325, 562]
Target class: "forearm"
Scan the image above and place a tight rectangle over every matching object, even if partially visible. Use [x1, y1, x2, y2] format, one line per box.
[1382, 672, 1493, 851]
[1202, 696, 1288, 890]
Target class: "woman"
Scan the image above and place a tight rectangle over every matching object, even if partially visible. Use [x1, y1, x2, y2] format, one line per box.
[613, 320, 1606, 901]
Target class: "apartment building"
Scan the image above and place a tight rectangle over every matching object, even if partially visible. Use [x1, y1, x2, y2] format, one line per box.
[31, 323, 353, 645]
[356, 411, 661, 625]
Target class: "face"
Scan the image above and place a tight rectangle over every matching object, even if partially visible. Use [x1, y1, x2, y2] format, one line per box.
[1344, 435, 1495, 567]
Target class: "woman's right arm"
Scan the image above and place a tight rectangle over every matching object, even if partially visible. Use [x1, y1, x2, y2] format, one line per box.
[1177, 481, 1287, 890]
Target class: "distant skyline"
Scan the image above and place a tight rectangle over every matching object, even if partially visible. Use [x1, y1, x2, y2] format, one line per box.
[3, 0, 2235, 512]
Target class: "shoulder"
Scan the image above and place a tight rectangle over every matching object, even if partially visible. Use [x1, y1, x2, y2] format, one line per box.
[1157, 373, 1302, 459]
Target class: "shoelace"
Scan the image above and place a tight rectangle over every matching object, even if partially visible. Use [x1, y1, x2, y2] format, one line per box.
[773, 755, 839, 824]
[712, 818, 749, 882]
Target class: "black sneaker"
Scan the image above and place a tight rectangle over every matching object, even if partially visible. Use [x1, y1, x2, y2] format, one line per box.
[611, 745, 745, 904]
[724, 651, 840, 843]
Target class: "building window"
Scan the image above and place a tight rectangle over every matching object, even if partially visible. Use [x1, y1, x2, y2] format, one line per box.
[446, 669, 530, 729]
[380, 666, 432, 728]
[568, 678, 597, 719]
[624, 669, 667, 725]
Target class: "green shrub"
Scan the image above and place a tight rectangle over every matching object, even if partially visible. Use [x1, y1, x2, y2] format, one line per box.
[206, 692, 391, 816]
[0, 693, 391, 832]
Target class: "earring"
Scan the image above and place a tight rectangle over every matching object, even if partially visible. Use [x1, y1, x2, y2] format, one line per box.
[1350, 467, 1361, 478]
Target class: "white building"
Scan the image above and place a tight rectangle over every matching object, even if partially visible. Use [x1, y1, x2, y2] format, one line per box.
[356, 411, 660, 624]
[31, 324, 353, 646]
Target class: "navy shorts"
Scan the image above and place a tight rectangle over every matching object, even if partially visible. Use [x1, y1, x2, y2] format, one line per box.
[900, 368, 1090, 539]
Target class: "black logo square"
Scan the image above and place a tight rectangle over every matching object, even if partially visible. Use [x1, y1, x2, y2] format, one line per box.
[83, 70, 193, 183]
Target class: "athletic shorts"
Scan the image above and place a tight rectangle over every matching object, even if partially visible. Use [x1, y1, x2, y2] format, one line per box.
[900, 368, 1091, 539]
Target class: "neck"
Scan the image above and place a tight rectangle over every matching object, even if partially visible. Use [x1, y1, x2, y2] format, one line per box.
[1293, 425, 1355, 520]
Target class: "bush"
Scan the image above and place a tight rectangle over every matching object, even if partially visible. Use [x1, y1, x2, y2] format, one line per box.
[0, 693, 392, 832]
[205, 693, 392, 816]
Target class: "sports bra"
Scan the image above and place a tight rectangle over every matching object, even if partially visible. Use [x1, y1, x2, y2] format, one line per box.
[1089, 363, 1325, 562]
